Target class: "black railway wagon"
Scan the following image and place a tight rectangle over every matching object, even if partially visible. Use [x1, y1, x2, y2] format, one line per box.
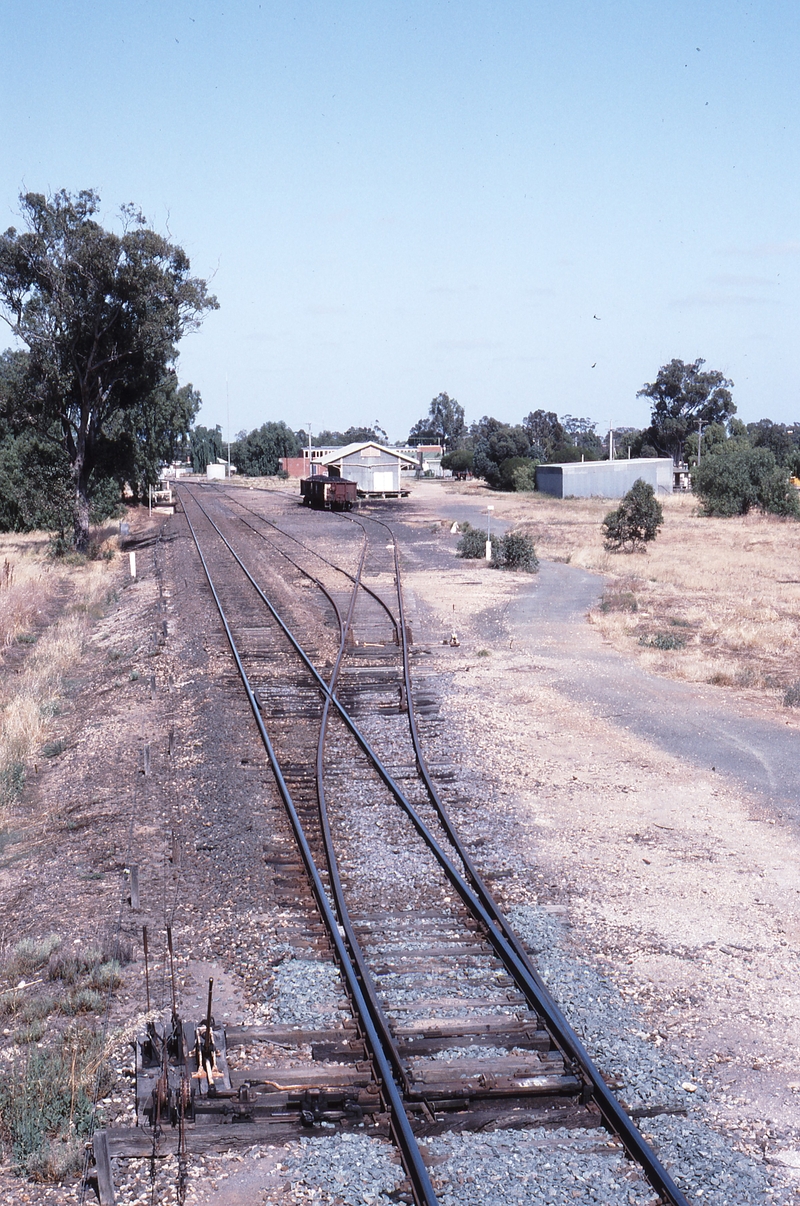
[300, 475, 357, 511]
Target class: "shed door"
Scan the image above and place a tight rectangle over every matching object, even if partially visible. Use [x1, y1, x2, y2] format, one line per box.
[372, 471, 394, 491]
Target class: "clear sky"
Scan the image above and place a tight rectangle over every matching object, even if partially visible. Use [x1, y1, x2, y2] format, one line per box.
[2, 1, 799, 441]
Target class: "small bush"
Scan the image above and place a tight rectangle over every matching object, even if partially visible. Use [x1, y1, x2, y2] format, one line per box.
[603, 479, 664, 552]
[599, 591, 638, 613]
[498, 456, 536, 492]
[0, 1025, 110, 1179]
[510, 463, 537, 492]
[785, 681, 800, 708]
[0, 761, 25, 807]
[61, 987, 104, 1015]
[14, 1019, 47, 1045]
[41, 739, 66, 759]
[456, 525, 489, 559]
[491, 531, 539, 572]
[639, 633, 686, 650]
[6, 935, 62, 980]
[86, 960, 121, 992]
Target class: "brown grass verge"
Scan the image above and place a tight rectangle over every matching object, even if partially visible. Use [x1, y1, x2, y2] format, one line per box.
[434, 483, 800, 707]
[0, 529, 120, 812]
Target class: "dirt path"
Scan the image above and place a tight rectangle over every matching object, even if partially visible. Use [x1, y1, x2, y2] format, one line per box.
[510, 559, 800, 816]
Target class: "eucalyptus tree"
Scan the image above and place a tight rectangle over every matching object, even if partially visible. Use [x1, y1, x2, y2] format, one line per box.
[0, 190, 217, 549]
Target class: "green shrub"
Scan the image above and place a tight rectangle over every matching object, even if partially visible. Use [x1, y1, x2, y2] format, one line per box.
[491, 531, 539, 572]
[0, 761, 25, 807]
[639, 632, 686, 650]
[785, 681, 800, 708]
[61, 987, 104, 1015]
[456, 524, 488, 558]
[603, 479, 664, 552]
[0, 1025, 109, 1179]
[498, 456, 536, 491]
[6, 935, 62, 981]
[441, 448, 474, 475]
[599, 591, 638, 613]
[510, 463, 537, 492]
[692, 446, 800, 517]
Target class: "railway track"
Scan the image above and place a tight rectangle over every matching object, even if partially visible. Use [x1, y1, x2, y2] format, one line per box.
[95, 482, 692, 1205]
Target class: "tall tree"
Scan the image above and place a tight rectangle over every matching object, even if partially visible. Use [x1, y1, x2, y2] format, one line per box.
[311, 425, 386, 447]
[190, 424, 225, 473]
[522, 410, 565, 461]
[470, 416, 531, 487]
[233, 421, 300, 476]
[408, 392, 466, 449]
[0, 189, 217, 549]
[637, 358, 735, 465]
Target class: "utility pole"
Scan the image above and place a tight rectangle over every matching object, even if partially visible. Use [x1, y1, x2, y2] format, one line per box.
[226, 374, 231, 476]
[307, 423, 312, 475]
[697, 419, 703, 466]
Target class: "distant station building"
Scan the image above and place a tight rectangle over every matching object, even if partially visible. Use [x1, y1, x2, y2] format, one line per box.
[280, 447, 340, 478]
[314, 442, 418, 497]
[535, 457, 674, 499]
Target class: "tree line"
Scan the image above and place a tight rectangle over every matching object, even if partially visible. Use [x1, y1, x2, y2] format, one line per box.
[405, 368, 800, 517]
[0, 190, 797, 549]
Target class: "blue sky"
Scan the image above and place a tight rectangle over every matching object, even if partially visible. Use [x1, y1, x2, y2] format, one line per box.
[2, 1, 799, 441]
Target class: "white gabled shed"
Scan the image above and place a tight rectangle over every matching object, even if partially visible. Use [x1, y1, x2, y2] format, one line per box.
[316, 442, 417, 496]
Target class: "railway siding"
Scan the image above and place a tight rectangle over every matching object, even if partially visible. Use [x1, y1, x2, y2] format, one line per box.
[85, 484, 796, 1206]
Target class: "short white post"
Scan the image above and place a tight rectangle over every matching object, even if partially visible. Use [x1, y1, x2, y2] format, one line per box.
[485, 505, 494, 561]
[129, 551, 137, 579]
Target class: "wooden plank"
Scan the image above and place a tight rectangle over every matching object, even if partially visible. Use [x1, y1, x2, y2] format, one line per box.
[410, 1102, 599, 1137]
[413, 1074, 582, 1098]
[225, 1024, 357, 1045]
[386, 994, 523, 1011]
[104, 1118, 390, 1157]
[229, 1065, 374, 1089]
[398, 1031, 551, 1055]
[393, 1013, 539, 1037]
[93, 1130, 116, 1204]
[407, 1054, 564, 1078]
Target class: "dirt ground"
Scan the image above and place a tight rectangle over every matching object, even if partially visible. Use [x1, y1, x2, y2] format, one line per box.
[0, 482, 798, 1199]
[398, 479, 800, 1176]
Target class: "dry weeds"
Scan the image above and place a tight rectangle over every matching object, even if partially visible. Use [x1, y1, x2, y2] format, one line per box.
[432, 482, 800, 706]
[0, 531, 120, 812]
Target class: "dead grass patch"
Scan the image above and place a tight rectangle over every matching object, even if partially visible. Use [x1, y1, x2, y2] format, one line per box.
[436, 483, 800, 703]
[0, 530, 119, 813]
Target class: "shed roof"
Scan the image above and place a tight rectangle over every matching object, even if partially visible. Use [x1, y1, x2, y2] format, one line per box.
[318, 441, 419, 467]
[539, 456, 673, 471]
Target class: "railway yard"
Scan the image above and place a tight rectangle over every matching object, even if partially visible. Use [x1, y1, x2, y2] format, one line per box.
[0, 481, 798, 1204]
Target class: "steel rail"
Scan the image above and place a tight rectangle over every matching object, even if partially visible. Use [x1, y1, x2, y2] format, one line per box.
[179, 492, 441, 1206]
[356, 513, 564, 983]
[184, 489, 424, 1092]
[214, 486, 400, 642]
[179, 485, 691, 1206]
[312, 532, 417, 1095]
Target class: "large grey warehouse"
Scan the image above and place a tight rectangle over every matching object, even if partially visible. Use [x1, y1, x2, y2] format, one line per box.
[535, 457, 674, 499]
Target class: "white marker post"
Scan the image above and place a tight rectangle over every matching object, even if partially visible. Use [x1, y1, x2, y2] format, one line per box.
[485, 505, 494, 561]
[129, 551, 137, 579]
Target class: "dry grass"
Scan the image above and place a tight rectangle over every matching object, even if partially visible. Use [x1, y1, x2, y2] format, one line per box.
[0, 531, 119, 811]
[437, 482, 800, 705]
